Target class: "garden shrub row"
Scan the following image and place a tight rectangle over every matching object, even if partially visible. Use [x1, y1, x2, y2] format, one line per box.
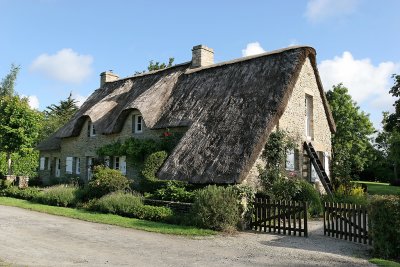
[87, 191, 173, 222]
[33, 185, 79, 207]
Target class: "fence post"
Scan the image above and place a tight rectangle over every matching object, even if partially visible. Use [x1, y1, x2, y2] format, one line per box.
[303, 201, 308, 237]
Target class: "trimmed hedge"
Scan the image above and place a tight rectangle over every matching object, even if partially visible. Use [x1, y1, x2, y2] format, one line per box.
[88, 191, 173, 222]
[87, 166, 130, 199]
[33, 185, 79, 207]
[191, 185, 240, 231]
[0, 186, 42, 200]
[369, 195, 400, 260]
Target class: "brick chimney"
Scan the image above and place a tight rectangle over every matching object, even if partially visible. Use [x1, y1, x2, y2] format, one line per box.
[191, 45, 214, 68]
[100, 71, 119, 87]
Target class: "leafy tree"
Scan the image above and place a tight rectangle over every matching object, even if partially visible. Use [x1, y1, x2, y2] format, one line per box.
[326, 84, 375, 186]
[0, 64, 20, 97]
[384, 74, 400, 132]
[135, 58, 174, 74]
[0, 95, 42, 175]
[39, 93, 79, 141]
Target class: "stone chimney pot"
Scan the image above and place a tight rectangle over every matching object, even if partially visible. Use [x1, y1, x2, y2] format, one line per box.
[191, 45, 214, 68]
[100, 71, 119, 87]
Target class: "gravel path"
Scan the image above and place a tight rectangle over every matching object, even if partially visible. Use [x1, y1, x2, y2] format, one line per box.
[0, 205, 374, 267]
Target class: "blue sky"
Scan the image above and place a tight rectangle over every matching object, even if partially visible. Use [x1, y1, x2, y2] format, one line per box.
[0, 0, 399, 129]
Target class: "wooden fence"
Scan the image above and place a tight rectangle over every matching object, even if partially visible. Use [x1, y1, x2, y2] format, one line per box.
[250, 198, 308, 237]
[324, 202, 371, 245]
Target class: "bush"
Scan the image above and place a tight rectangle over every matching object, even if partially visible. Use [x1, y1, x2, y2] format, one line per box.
[150, 181, 195, 202]
[191, 185, 240, 231]
[294, 180, 322, 216]
[0, 179, 13, 189]
[33, 184, 79, 207]
[369, 195, 400, 260]
[141, 151, 168, 182]
[329, 184, 369, 205]
[87, 166, 131, 199]
[88, 191, 173, 222]
[0, 186, 42, 200]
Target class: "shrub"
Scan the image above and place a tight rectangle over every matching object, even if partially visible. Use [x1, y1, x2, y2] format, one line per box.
[0, 186, 42, 200]
[191, 185, 240, 231]
[369, 195, 400, 260]
[141, 151, 168, 182]
[88, 191, 173, 222]
[294, 180, 322, 216]
[87, 166, 131, 199]
[33, 184, 78, 207]
[150, 181, 195, 202]
[330, 184, 369, 205]
[0, 179, 13, 189]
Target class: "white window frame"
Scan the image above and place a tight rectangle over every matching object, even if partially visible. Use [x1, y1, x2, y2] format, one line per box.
[88, 120, 96, 137]
[310, 163, 318, 183]
[134, 115, 143, 133]
[75, 157, 80, 174]
[285, 149, 295, 171]
[87, 157, 94, 180]
[114, 156, 120, 170]
[40, 157, 45, 170]
[104, 156, 110, 168]
[324, 152, 330, 178]
[66, 157, 73, 174]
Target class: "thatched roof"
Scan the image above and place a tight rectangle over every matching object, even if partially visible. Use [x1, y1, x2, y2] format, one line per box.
[37, 46, 335, 184]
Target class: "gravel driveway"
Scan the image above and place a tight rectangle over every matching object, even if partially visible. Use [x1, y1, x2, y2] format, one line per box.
[0, 205, 374, 267]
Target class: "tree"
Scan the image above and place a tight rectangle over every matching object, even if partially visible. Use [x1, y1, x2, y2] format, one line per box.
[326, 84, 375, 186]
[0, 64, 20, 97]
[384, 74, 400, 132]
[0, 95, 41, 175]
[39, 93, 79, 141]
[135, 58, 174, 74]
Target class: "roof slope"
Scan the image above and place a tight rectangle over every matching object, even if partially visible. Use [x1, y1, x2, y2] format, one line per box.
[37, 46, 335, 184]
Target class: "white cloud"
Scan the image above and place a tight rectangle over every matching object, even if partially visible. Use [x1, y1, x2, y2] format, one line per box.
[319, 51, 399, 129]
[22, 95, 40, 109]
[305, 0, 360, 22]
[30, 49, 93, 84]
[242, 42, 266, 57]
[71, 92, 88, 107]
[288, 39, 299, 47]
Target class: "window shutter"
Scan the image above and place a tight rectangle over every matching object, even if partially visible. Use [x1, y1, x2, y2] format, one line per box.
[40, 157, 45, 170]
[285, 149, 295, 171]
[120, 156, 127, 175]
[75, 157, 80, 174]
[66, 157, 73, 174]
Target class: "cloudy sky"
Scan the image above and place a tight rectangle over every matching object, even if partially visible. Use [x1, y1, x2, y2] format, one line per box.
[0, 0, 399, 129]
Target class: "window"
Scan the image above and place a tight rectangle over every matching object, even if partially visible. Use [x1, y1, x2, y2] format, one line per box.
[285, 149, 295, 171]
[114, 156, 120, 170]
[310, 163, 318, 183]
[40, 157, 45, 170]
[133, 115, 143, 133]
[75, 157, 80, 174]
[305, 95, 313, 139]
[87, 120, 96, 137]
[66, 157, 73, 174]
[104, 156, 110, 168]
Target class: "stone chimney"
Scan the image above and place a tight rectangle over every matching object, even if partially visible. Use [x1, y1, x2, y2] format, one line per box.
[100, 71, 119, 87]
[191, 45, 214, 68]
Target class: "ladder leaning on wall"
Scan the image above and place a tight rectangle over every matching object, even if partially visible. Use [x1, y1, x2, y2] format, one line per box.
[303, 142, 333, 196]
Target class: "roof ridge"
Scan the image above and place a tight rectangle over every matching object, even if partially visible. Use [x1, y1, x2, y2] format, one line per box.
[185, 45, 315, 74]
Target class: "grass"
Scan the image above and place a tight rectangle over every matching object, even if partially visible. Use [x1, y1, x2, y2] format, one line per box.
[352, 181, 400, 195]
[0, 197, 215, 236]
[369, 258, 400, 267]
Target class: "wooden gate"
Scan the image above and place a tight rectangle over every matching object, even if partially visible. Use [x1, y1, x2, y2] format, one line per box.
[324, 202, 371, 245]
[250, 198, 308, 237]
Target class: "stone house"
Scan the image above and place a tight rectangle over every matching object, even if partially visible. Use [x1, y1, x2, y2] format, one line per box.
[37, 45, 335, 190]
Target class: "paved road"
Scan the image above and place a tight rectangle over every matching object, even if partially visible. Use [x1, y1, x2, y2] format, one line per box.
[0, 205, 374, 267]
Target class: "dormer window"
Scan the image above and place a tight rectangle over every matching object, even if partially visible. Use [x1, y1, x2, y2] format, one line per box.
[132, 115, 143, 133]
[87, 120, 96, 137]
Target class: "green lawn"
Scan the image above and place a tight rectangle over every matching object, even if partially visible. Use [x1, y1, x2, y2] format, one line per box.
[0, 197, 215, 236]
[369, 258, 400, 267]
[353, 181, 400, 195]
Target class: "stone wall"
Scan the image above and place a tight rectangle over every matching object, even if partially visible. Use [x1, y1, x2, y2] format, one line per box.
[39, 110, 186, 184]
[244, 58, 332, 190]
